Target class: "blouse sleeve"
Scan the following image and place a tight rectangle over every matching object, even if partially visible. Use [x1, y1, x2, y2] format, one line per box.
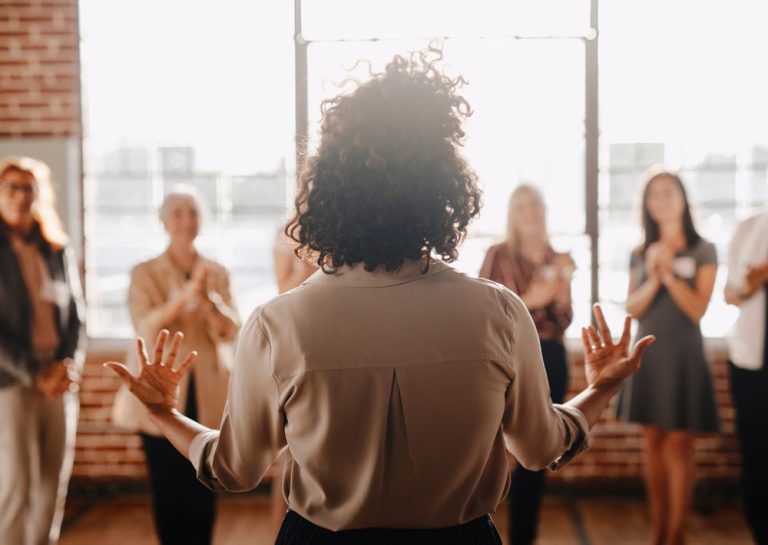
[697, 240, 718, 267]
[210, 266, 240, 343]
[189, 309, 287, 492]
[478, 245, 497, 280]
[128, 263, 171, 340]
[502, 293, 589, 471]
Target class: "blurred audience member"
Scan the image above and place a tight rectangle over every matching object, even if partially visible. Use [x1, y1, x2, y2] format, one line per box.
[0, 156, 84, 545]
[479, 184, 574, 545]
[112, 186, 239, 545]
[620, 168, 718, 545]
[724, 209, 768, 545]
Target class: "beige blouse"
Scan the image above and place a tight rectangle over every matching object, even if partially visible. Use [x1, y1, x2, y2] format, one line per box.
[190, 260, 588, 530]
[10, 234, 60, 362]
[113, 251, 239, 434]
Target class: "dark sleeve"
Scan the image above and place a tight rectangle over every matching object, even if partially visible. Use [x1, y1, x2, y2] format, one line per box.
[478, 245, 498, 281]
[0, 333, 41, 386]
[696, 240, 718, 267]
[55, 246, 86, 369]
[0, 244, 40, 385]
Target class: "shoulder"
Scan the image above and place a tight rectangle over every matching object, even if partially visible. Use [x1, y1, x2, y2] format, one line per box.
[484, 242, 505, 257]
[201, 256, 230, 279]
[693, 238, 716, 255]
[446, 267, 525, 316]
[130, 255, 165, 282]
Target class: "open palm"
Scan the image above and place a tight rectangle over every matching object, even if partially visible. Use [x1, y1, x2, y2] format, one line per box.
[105, 330, 197, 413]
[581, 304, 655, 390]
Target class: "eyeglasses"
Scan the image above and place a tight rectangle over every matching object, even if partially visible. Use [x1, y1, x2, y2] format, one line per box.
[0, 180, 38, 197]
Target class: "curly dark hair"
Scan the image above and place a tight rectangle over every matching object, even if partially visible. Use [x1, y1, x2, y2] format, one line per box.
[287, 48, 482, 273]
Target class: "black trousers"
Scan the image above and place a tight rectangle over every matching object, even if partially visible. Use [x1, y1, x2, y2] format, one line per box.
[275, 510, 503, 545]
[508, 339, 569, 545]
[140, 373, 217, 545]
[729, 361, 768, 545]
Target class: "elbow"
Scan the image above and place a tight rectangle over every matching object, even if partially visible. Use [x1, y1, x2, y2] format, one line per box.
[209, 461, 265, 493]
[513, 441, 562, 472]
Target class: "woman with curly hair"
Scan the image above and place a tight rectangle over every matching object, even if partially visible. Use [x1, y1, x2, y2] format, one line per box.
[106, 50, 653, 544]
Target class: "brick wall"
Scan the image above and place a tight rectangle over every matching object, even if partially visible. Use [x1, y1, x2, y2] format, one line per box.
[550, 351, 740, 484]
[74, 348, 741, 485]
[0, 0, 81, 138]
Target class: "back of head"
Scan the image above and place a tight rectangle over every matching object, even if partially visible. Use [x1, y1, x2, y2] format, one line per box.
[288, 48, 482, 272]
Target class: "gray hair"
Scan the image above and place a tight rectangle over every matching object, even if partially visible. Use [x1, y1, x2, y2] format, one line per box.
[158, 184, 207, 224]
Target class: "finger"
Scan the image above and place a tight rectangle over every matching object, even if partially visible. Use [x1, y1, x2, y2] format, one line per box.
[619, 316, 632, 350]
[103, 362, 137, 387]
[628, 335, 656, 363]
[174, 350, 198, 375]
[592, 303, 612, 346]
[153, 330, 170, 365]
[587, 325, 601, 350]
[137, 337, 150, 369]
[581, 327, 593, 356]
[165, 332, 184, 368]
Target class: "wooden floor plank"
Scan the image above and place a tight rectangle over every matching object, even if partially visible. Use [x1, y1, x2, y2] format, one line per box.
[59, 494, 752, 545]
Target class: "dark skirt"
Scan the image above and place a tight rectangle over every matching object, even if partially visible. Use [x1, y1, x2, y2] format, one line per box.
[275, 510, 503, 545]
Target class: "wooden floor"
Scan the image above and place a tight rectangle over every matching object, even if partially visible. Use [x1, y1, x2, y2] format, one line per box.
[59, 493, 753, 545]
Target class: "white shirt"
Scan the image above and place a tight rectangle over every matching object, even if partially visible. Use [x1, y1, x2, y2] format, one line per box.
[727, 211, 768, 370]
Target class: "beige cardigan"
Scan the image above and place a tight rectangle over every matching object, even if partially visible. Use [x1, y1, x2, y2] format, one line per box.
[112, 251, 239, 434]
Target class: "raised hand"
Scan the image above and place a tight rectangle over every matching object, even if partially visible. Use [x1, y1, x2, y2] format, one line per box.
[105, 330, 197, 414]
[581, 304, 655, 391]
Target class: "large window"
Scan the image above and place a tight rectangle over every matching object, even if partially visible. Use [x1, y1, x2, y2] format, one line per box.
[301, 0, 593, 336]
[598, 0, 768, 336]
[80, 0, 295, 337]
[81, 0, 768, 339]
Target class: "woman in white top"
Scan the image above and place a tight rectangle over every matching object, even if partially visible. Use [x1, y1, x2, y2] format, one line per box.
[106, 50, 653, 544]
[724, 210, 768, 544]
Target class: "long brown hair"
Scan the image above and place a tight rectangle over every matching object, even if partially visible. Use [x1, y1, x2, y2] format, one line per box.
[505, 184, 550, 257]
[640, 166, 701, 253]
[0, 155, 68, 250]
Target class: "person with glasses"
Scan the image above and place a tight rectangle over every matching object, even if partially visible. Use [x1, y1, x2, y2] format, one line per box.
[0, 155, 84, 545]
[106, 51, 654, 545]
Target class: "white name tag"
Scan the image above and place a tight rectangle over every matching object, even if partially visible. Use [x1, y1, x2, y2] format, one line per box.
[40, 279, 70, 307]
[673, 256, 697, 279]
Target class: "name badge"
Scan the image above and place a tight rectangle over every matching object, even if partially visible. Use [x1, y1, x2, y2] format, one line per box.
[40, 279, 71, 307]
[673, 256, 697, 279]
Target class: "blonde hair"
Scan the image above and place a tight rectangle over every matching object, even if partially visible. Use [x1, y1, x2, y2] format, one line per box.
[0, 155, 68, 250]
[505, 183, 550, 256]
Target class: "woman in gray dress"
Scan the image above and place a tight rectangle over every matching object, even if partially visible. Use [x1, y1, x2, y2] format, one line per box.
[619, 167, 719, 545]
